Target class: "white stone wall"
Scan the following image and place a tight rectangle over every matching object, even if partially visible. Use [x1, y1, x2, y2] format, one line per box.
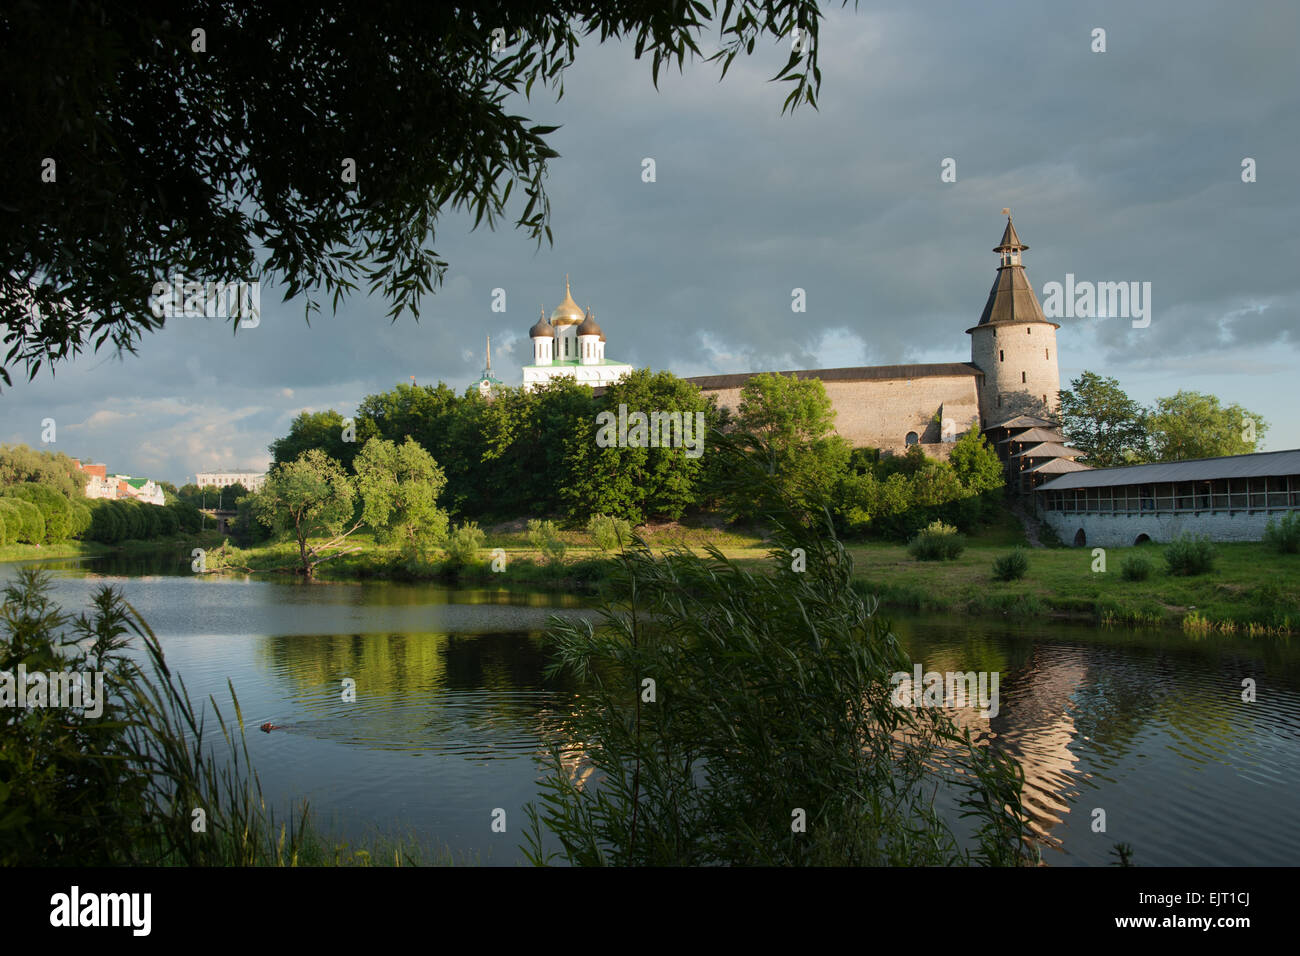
[970, 321, 1060, 423]
[1039, 507, 1277, 547]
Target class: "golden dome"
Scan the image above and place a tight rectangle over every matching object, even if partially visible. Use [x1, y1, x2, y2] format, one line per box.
[550, 275, 584, 325]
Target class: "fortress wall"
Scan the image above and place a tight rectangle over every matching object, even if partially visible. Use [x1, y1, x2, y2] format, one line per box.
[701, 374, 981, 451]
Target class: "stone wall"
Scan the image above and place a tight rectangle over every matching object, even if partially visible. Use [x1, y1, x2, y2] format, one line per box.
[700, 373, 981, 451]
[1039, 508, 1275, 548]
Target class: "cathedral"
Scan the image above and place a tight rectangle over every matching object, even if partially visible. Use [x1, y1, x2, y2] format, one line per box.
[521, 276, 634, 391]
[512, 214, 1086, 489]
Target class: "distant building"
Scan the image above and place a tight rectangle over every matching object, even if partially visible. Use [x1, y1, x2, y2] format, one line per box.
[72, 460, 115, 499]
[118, 476, 165, 507]
[1036, 448, 1300, 546]
[72, 459, 165, 505]
[472, 336, 503, 399]
[196, 471, 266, 493]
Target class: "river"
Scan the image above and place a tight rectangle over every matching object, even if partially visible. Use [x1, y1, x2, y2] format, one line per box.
[4, 552, 1297, 866]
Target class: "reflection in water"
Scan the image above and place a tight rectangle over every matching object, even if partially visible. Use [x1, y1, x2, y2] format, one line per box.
[3, 556, 1298, 865]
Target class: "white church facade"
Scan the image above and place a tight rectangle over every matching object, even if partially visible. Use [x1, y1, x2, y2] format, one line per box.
[521, 277, 634, 392]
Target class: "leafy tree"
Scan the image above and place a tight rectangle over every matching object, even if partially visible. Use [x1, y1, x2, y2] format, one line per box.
[1058, 371, 1150, 467]
[947, 426, 1005, 495]
[724, 372, 850, 519]
[1147, 390, 1268, 462]
[251, 450, 359, 578]
[4, 483, 74, 542]
[353, 437, 450, 553]
[0, 445, 87, 499]
[481, 378, 598, 517]
[0, 498, 44, 544]
[2, 0, 831, 385]
[270, 410, 363, 471]
[560, 370, 717, 523]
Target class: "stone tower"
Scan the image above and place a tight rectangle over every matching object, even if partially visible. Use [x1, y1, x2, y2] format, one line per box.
[967, 214, 1061, 426]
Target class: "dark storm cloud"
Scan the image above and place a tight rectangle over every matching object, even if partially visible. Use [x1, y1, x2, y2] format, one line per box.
[4, 0, 1297, 481]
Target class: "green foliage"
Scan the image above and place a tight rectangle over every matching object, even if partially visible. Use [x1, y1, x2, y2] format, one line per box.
[0, 497, 44, 544]
[443, 522, 486, 567]
[354, 437, 450, 553]
[357, 382, 486, 514]
[1058, 371, 1150, 467]
[526, 519, 567, 564]
[270, 410, 362, 472]
[561, 370, 714, 524]
[991, 548, 1029, 581]
[1164, 533, 1217, 576]
[908, 520, 965, 561]
[1263, 512, 1300, 554]
[1, 2, 829, 386]
[252, 450, 359, 577]
[1147, 390, 1267, 462]
[587, 513, 633, 552]
[0, 568, 316, 865]
[2, 483, 73, 542]
[947, 427, 1006, 494]
[1120, 554, 1153, 581]
[723, 372, 850, 519]
[0, 444, 87, 498]
[522, 449, 1036, 866]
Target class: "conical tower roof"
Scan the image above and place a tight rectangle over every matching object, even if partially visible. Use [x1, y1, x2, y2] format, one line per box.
[993, 218, 1027, 252]
[969, 216, 1056, 329]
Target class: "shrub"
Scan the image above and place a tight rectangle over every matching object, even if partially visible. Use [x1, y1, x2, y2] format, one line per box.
[0, 568, 305, 865]
[587, 513, 633, 552]
[1164, 533, 1217, 576]
[991, 548, 1028, 581]
[907, 520, 965, 561]
[443, 522, 486, 566]
[1120, 554, 1153, 581]
[526, 519, 566, 564]
[523, 466, 1037, 867]
[1263, 511, 1300, 554]
[3, 482, 74, 542]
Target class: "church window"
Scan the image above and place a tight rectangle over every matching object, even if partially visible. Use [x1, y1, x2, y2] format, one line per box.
[997, 395, 1002, 409]
[1027, 327, 1032, 334]
[999, 350, 1004, 362]
[905, 432, 919, 446]
[1045, 348, 1049, 360]
[1021, 371, 1026, 383]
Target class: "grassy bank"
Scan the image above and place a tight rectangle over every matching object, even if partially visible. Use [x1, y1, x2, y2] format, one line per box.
[838, 538, 1299, 633]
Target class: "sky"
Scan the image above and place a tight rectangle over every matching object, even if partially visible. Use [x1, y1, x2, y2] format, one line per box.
[4, 0, 1298, 485]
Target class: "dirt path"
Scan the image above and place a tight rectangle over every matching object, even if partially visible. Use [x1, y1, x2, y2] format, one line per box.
[1009, 498, 1045, 548]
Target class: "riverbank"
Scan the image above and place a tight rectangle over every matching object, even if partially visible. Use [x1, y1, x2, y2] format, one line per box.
[195, 522, 1297, 634]
[7, 524, 1294, 634]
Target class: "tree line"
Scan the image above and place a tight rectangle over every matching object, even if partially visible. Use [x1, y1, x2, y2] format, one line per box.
[252, 369, 1009, 555]
[1059, 372, 1269, 467]
[0, 444, 202, 547]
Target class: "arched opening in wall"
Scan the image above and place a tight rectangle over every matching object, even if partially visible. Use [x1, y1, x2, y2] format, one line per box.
[1134, 534, 1152, 545]
[905, 432, 919, 446]
[1073, 528, 1087, 547]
